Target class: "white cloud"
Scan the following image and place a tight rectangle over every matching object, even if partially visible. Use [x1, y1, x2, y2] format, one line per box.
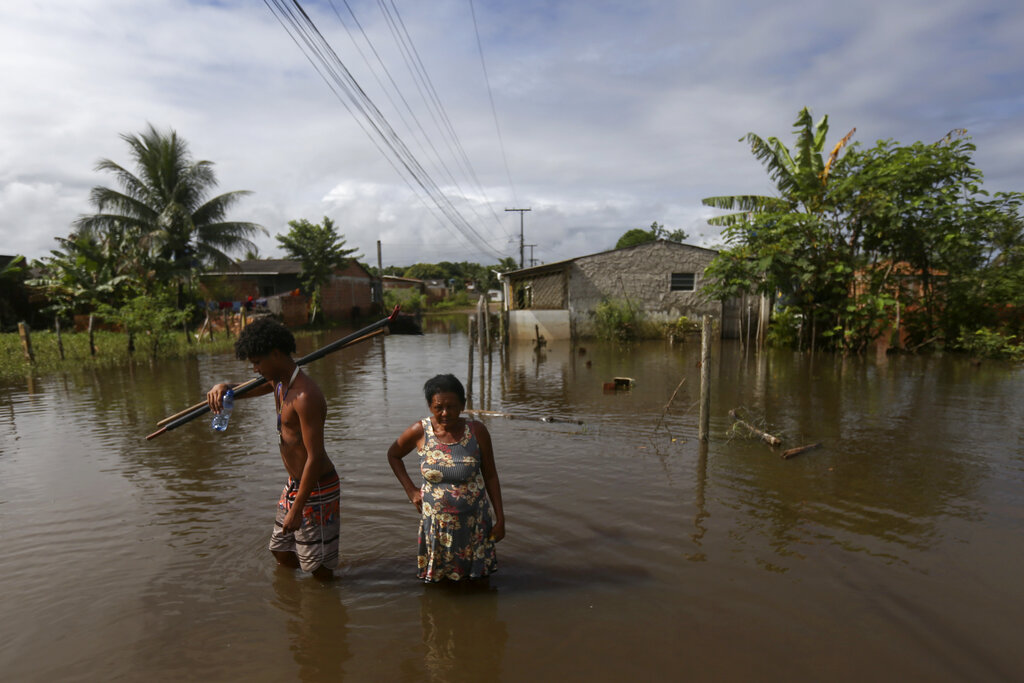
[1, 0, 1021, 268]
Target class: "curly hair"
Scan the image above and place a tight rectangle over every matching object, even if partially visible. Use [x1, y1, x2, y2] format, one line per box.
[234, 317, 296, 360]
[423, 373, 466, 406]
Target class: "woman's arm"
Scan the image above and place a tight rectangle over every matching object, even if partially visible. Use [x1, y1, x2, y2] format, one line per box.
[387, 421, 426, 513]
[473, 421, 505, 542]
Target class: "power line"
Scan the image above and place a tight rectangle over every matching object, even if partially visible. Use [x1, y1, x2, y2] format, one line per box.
[468, 0, 519, 207]
[372, 0, 511, 238]
[263, 0, 507, 260]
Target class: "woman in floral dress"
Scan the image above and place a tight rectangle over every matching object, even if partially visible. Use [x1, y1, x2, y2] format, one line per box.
[387, 374, 505, 581]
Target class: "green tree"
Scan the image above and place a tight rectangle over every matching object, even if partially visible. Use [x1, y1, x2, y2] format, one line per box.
[28, 233, 133, 317]
[98, 288, 190, 358]
[403, 263, 447, 280]
[276, 217, 360, 323]
[75, 124, 264, 305]
[0, 255, 28, 330]
[703, 111, 1024, 354]
[615, 221, 688, 249]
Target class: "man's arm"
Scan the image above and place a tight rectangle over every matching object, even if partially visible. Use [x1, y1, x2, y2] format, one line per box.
[207, 380, 274, 413]
[280, 390, 328, 533]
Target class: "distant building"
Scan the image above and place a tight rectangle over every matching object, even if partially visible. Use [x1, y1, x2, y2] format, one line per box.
[500, 240, 740, 340]
[201, 259, 379, 326]
[422, 278, 449, 303]
[381, 275, 426, 294]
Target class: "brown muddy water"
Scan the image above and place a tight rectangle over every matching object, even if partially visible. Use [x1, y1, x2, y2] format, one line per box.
[1, 319, 1023, 682]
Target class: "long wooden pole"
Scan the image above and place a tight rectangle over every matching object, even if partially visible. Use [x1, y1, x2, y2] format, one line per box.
[155, 326, 389, 427]
[146, 306, 399, 440]
[18, 322, 34, 363]
[698, 315, 711, 441]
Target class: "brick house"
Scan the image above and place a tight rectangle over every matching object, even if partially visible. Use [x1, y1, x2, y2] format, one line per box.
[201, 259, 380, 326]
[500, 240, 738, 340]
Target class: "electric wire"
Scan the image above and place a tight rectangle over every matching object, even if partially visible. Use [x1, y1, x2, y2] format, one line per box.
[468, 0, 519, 207]
[327, 0, 502, 239]
[374, 0, 512, 237]
[264, 0, 507, 260]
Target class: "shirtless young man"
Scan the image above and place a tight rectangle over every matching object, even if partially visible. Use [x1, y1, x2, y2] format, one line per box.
[207, 318, 338, 580]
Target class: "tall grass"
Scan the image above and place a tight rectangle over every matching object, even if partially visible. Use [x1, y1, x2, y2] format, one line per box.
[0, 329, 237, 382]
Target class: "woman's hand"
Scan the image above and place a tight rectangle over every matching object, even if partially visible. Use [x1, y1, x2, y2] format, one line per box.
[408, 486, 423, 513]
[490, 518, 505, 542]
[206, 383, 232, 413]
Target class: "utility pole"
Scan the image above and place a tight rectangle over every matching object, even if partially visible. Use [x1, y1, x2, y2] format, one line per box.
[505, 208, 531, 268]
[526, 244, 538, 267]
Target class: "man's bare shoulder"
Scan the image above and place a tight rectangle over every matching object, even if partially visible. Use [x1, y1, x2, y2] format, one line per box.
[291, 373, 326, 411]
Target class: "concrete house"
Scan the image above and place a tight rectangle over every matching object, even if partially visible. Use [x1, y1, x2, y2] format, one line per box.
[500, 240, 731, 340]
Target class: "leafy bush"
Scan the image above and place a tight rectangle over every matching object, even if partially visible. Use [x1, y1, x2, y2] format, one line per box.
[765, 306, 801, 348]
[594, 299, 640, 342]
[659, 315, 700, 341]
[384, 288, 425, 314]
[429, 290, 473, 311]
[955, 327, 1024, 360]
[98, 291, 191, 358]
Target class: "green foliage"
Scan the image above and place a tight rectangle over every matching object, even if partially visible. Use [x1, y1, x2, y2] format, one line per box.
[428, 290, 473, 311]
[954, 328, 1024, 360]
[276, 216, 359, 323]
[28, 234, 134, 315]
[75, 124, 265, 296]
[594, 299, 641, 342]
[615, 221, 688, 249]
[97, 290, 191, 358]
[384, 288, 425, 314]
[403, 263, 447, 280]
[659, 315, 700, 340]
[702, 109, 1024, 354]
[0, 327, 235, 382]
[764, 306, 802, 348]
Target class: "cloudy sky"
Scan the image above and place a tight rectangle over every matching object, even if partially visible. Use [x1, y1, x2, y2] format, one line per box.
[1, 0, 1022, 269]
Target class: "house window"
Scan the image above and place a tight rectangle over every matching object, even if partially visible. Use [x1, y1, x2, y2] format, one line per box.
[670, 272, 695, 292]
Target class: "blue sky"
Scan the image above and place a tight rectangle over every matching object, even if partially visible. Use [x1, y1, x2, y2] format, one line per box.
[1, 0, 1022, 268]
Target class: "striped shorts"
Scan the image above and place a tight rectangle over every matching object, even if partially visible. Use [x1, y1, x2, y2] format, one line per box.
[268, 469, 340, 572]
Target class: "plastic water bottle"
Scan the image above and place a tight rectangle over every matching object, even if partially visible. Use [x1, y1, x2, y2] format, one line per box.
[211, 388, 234, 432]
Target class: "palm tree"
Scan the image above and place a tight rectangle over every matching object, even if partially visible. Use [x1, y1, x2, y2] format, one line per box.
[702, 107, 855, 224]
[75, 124, 265, 304]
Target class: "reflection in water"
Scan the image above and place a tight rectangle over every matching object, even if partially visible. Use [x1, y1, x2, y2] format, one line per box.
[418, 583, 506, 683]
[2, 329, 1023, 681]
[272, 569, 350, 682]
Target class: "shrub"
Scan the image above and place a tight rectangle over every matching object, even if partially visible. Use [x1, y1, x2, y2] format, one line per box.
[594, 299, 640, 342]
[955, 327, 1024, 360]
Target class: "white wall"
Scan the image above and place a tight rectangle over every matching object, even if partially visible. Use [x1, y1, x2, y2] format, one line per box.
[508, 310, 571, 340]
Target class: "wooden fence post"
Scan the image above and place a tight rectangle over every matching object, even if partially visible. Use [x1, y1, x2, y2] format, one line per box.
[18, 322, 35, 363]
[481, 295, 491, 354]
[87, 314, 97, 356]
[55, 316, 65, 360]
[699, 315, 712, 442]
[467, 316, 475, 407]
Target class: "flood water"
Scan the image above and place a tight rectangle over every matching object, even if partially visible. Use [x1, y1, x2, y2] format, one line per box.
[2, 319, 1023, 681]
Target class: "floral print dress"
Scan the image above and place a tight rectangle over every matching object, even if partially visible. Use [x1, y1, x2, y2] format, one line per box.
[417, 417, 497, 581]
